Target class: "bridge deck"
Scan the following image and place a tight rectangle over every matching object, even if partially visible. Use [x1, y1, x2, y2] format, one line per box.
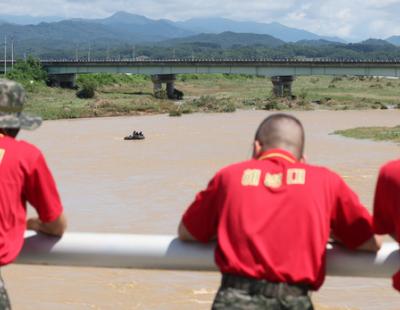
[2, 59, 400, 77]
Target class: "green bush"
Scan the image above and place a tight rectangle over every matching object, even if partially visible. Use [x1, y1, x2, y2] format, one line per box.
[169, 109, 182, 117]
[298, 89, 308, 100]
[77, 73, 148, 88]
[181, 106, 193, 114]
[331, 76, 343, 83]
[191, 96, 215, 107]
[219, 100, 236, 112]
[242, 99, 257, 106]
[264, 101, 280, 110]
[189, 96, 236, 113]
[179, 74, 200, 81]
[76, 80, 97, 99]
[5, 56, 47, 89]
[154, 89, 168, 99]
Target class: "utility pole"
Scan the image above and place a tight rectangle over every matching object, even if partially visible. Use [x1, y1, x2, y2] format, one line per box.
[106, 45, 110, 61]
[11, 37, 14, 70]
[88, 42, 91, 61]
[4, 36, 6, 75]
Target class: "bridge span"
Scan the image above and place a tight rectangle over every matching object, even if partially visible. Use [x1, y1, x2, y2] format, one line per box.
[3, 59, 400, 97]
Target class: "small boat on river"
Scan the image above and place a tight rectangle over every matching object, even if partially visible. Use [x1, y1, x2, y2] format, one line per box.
[124, 131, 145, 140]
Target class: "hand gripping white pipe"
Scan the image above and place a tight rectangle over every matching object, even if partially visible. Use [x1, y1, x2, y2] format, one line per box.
[15, 231, 399, 278]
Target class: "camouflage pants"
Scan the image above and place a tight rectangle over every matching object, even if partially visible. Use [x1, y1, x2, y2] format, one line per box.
[212, 274, 313, 310]
[0, 274, 11, 310]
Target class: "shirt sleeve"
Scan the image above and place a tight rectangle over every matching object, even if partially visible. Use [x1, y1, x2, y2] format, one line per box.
[330, 174, 374, 249]
[373, 166, 396, 236]
[24, 151, 64, 223]
[181, 172, 224, 243]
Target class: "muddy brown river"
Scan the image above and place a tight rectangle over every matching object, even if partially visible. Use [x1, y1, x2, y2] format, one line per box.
[3, 110, 400, 309]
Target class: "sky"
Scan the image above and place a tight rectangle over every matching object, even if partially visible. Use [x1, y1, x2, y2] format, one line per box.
[1, 0, 400, 41]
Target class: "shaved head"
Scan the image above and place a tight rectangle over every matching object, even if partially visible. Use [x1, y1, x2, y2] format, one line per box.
[254, 114, 305, 159]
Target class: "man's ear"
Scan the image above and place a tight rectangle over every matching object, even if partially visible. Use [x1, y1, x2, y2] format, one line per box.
[252, 140, 263, 158]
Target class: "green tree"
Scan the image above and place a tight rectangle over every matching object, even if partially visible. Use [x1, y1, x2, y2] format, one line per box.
[6, 56, 47, 84]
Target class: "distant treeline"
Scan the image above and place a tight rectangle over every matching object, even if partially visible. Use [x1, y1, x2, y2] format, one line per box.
[29, 41, 400, 61]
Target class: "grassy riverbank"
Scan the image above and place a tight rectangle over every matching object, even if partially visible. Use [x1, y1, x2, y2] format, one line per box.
[334, 126, 400, 143]
[16, 73, 400, 120]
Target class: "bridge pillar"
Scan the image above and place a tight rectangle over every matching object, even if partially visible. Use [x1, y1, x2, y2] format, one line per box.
[166, 81, 175, 99]
[153, 80, 162, 93]
[271, 76, 294, 97]
[48, 74, 77, 88]
[151, 74, 181, 100]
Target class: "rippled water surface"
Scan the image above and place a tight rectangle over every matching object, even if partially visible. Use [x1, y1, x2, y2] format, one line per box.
[4, 110, 400, 309]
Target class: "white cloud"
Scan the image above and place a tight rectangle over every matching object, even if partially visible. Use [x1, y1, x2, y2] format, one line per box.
[0, 0, 400, 40]
[364, 0, 400, 8]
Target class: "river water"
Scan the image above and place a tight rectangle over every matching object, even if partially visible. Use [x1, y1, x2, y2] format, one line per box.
[3, 110, 400, 309]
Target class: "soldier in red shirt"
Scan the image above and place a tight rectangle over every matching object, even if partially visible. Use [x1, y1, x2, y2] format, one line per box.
[178, 113, 381, 310]
[373, 160, 400, 292]
[0, 80, 67, 309]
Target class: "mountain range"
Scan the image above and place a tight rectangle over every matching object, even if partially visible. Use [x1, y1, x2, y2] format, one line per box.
[386, 36, 400, 46]
[175, 17, 346, 43]
[159, 32, 285, 48]
[0, 11, 399, 59]
[0, 11, 344, 45]
[0, 14, 63, 25]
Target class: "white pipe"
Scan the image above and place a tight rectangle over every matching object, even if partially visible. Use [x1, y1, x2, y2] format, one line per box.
[15, 231, 398, 278]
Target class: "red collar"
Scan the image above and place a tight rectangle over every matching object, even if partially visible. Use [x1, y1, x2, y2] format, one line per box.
[257, 149, 297, 164]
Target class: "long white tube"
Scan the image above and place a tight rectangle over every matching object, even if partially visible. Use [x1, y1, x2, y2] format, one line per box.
[15, 232, 398, 278]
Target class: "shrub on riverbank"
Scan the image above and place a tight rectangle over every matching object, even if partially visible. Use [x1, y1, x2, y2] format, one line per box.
[76, 80, 97, 99]
[169, 109, 182, 117]
[178, 73, 260, 82]
[334, 126, 400, 143]
[5, 57, 47, 90]
[190, 96, 237, 112]
[77, 73, 149, 87]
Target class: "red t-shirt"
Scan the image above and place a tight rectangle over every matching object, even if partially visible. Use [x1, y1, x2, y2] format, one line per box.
[182, 149, 374, 290]
[0, 135, 63, 265]
[373, 159, 400, 291]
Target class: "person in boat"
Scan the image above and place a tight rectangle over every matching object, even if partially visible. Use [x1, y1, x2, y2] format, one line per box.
[0, 80, 67, 309]
[125, 131, 145, 140]
[178, 113, 381, 310]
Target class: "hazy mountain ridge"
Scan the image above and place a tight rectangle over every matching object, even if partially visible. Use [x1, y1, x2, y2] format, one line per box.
[295, 39, 346, 47]
[386, 36, 400, 46]
[72, 11, 194, 41]
[159, 31, 285, 48]
[0, 11, 347, 44]
[0, 11, 399, 59]
[175, 17, 346, 43]
[0, 14, 63, 25]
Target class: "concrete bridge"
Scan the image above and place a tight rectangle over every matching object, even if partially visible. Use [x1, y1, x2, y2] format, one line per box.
[3, 59, 400, 98]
